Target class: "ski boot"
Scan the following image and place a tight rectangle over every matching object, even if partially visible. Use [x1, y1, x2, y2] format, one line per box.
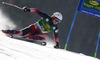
[2, 30, 20, 35]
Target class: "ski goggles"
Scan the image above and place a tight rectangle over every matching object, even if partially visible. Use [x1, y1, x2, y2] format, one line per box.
[52, 16, 61, 23]
[55, 18, 61, 23]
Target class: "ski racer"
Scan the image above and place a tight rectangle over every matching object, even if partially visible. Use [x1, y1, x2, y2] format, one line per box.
[2, 7, 63, 48]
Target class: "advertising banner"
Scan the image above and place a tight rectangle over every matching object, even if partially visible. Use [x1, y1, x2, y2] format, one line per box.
[78, 0, 100, 18]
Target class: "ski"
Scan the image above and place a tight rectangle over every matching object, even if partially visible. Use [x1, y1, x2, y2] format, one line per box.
[8, 34, 47, 46]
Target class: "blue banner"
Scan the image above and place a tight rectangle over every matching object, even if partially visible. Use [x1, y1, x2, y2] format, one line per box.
[78, 0, 100, 18]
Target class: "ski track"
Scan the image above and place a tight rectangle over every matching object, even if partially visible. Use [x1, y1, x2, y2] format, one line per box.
[0, 34, 99, 60]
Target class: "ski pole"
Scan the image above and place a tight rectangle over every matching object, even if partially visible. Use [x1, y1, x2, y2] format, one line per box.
[2, 2, 23, 10]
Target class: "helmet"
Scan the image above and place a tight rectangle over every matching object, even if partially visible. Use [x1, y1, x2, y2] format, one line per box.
[52, 12, 63, 21]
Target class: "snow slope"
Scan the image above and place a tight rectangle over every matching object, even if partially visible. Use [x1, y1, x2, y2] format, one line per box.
[0, 10, 99, 60]
[0, 33, 99, 60]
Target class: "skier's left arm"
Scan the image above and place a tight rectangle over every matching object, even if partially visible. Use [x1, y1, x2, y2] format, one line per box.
[53, 28, 60, 48]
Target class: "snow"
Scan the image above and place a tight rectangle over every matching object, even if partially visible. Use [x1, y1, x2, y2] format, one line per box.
[0, 34, 99, 60]
[0, 10, 99, 60]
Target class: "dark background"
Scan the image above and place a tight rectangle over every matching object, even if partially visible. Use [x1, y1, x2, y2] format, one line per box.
[0, 0, 100, 59]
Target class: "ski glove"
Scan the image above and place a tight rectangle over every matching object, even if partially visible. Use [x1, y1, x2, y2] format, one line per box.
[54, 42, 59, 48]
[22, 7, 30, 12]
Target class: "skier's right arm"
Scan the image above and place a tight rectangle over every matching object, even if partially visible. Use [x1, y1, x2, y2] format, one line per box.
[23, 7, 49, 18]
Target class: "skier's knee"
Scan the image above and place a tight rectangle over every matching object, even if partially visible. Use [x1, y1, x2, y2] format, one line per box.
[15, 31, 23, 36]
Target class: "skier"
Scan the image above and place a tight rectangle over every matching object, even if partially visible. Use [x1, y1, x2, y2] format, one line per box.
[2, 7, 63, 48]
